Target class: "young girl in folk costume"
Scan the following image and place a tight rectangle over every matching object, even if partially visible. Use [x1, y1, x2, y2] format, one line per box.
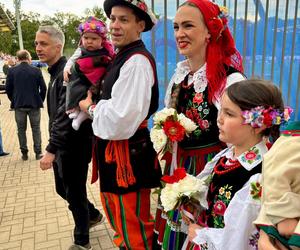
[184, 79, 291, 250]
[255, 121, 300, 250]
[153, 0, 244, 248]
[64, 16, 114, 130]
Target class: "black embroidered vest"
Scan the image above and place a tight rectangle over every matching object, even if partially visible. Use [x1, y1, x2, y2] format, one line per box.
[95, 40, 161, 194]
[174, 66, 240, 148]
[100, 40, 159, 119]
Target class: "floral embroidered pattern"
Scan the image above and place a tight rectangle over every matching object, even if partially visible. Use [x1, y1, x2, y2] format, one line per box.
[183, 90, 211, 138]
[241, 147, 261, 164]
[249, 231, 259, 249]
[250, 181, 262, 200]
[212, 184, 232, 228]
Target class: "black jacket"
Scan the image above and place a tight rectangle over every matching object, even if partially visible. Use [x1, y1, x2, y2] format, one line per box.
[46, 56, 93, 161]
[5, 62, 47, 109]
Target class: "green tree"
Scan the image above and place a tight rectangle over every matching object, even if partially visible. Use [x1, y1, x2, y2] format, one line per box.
[0, 5, 106, 58]
[83, 6, 107, 21]
[19, 12, 41, 58]
[0, 6, 15, 55]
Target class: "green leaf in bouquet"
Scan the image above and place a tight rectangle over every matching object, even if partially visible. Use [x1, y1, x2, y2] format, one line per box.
[204, 174, 213, 186]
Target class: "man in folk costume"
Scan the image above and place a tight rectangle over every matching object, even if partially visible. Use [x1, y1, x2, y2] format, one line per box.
[79, 0, 162, 249]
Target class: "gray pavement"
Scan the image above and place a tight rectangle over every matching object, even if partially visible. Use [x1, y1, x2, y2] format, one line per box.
[0, 93, 158, 250]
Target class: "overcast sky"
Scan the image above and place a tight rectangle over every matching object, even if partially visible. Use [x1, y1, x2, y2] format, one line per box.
[0, 0, 105, 17]
[0, 0, 297, 21]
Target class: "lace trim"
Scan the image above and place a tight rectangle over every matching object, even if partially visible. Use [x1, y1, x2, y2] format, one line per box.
[173, 61, 208, 94]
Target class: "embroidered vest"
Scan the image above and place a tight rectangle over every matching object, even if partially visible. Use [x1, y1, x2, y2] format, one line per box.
[173, 67, 239, 148]
[203, 159, 261, 228]
[100, 40, 159, 119]
[95, 40, 161, 194]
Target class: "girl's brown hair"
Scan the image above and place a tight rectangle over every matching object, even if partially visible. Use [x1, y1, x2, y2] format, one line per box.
[226, 79, 284, 142]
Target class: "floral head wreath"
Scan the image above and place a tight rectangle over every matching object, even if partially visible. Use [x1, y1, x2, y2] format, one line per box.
[242, 106, 293, 128]
[207, 6, 229, 41]
[78, 16, 108, 38]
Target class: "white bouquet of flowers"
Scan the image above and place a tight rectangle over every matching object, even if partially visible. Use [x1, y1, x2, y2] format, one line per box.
[150, 108, 197, 153]
[160, 168, 208, 222]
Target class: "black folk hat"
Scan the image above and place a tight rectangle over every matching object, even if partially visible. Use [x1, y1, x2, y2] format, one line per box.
[104, 0, 157, 32]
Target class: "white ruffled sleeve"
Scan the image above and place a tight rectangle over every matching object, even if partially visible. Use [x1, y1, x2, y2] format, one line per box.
[92, 54, 154, 140]
[189, 174, 261, 250]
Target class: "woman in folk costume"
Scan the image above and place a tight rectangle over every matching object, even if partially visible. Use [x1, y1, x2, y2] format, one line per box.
[153, 0, 244, 249]
[255, 121, 300, 250]
[185, 79, 291, 250]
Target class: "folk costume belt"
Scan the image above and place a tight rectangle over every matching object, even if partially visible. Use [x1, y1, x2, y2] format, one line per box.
[91, 120, 148, 187]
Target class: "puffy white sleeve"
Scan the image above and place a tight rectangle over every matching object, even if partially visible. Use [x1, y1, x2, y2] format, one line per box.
[189, 174, 261, 250]
[213, 72, 246, 110]
[92, 54, 154, 140]
[64, 47, 82, 72]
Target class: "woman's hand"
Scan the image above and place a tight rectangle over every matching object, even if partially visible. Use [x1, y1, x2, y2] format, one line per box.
[188, 223, 202, 242]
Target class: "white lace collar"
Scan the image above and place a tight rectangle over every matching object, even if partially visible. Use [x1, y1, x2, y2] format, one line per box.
[173, 60, 208, 93]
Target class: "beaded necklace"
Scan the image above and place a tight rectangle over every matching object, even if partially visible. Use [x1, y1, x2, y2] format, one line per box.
[213, 156, 242, 175]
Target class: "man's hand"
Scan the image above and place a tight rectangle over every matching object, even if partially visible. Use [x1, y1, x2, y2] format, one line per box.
[79, 90, 93, 113]
[40, 151, 55, 170]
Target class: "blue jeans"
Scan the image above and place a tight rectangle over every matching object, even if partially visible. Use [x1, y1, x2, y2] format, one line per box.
[14, 108, 42, 154]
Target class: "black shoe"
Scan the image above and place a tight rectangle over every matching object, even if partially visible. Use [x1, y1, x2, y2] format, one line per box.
[35, 153, 43, 160]
[0, 152, 9, 157]
[68, 243, 92, 250]
[22, 154, 28, 161]
[89, 213, 105, 228]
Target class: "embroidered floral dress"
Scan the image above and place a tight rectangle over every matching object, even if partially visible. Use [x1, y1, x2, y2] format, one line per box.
[183, 141, 268, 250]
[154, 61, 245, 250]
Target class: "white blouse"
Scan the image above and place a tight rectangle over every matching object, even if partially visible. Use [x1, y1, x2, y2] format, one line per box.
[165, 60, 245, 110]
[92, 54, 154, 140]
[182, 141, 268, 250]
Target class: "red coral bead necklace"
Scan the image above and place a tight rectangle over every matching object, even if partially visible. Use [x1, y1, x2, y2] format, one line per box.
[214, 156, 241, 175]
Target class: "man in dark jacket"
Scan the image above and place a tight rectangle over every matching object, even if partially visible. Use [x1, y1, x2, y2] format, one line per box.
[35, 25, 103, 250]
[6, 50, 46, 160]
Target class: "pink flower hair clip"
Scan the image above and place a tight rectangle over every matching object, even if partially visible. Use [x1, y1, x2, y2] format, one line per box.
[242, 106, 293, 128]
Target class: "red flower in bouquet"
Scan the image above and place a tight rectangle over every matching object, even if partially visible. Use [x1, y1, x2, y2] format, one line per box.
[160, 167, 208, 213]
[163, 120, 185, 142]
[161, 167, 186, 184]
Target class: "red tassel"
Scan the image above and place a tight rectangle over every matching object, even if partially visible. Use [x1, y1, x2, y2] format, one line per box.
[91, 140, 99, 184]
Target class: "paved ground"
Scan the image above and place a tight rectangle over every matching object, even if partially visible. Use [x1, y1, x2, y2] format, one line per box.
[0, 91, 158, 250]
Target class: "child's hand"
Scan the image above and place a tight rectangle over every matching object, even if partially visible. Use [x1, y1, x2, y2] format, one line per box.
[79, 90, 93, 113]
[187, 223, 202, 242]
[63, 68, 71, 82]
[258, 230, 278, 250]
[277, 218, 298, 238]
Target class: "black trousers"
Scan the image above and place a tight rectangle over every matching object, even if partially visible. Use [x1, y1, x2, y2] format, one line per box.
[53, 151, 99, 246]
